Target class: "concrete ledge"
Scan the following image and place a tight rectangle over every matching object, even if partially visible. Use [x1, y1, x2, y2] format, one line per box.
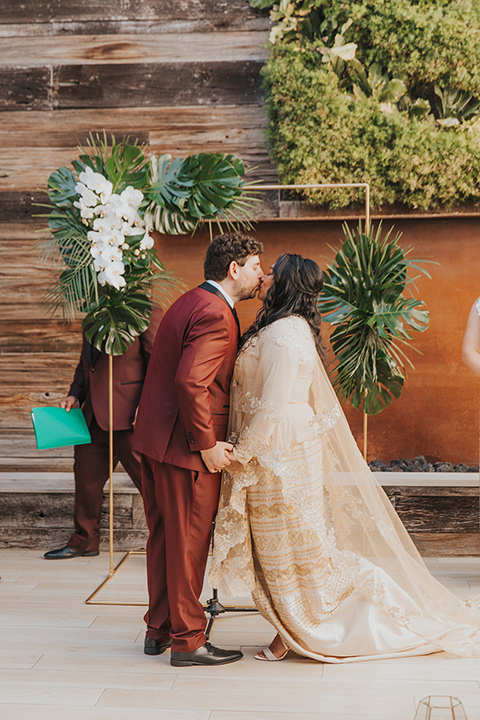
[0, 471, 137, 493]
[373, 472, 479, 487]
[1, 470, 477, 491]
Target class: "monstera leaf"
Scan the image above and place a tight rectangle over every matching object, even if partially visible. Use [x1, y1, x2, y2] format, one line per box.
[83, 289, 152, 356]
[144, 152, 257, 234]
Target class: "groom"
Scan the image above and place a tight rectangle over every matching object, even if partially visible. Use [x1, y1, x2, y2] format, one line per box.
[133, 232, 263, 666]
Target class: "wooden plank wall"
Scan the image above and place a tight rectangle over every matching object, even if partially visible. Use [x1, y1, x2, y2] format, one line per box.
[0, 0, 274, 455]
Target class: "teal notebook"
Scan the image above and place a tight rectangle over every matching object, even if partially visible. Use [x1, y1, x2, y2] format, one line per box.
[31, 407, 92, 450]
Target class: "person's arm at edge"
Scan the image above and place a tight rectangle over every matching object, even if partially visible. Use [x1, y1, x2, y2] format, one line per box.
[61, 338, 87, 411]
[462, 302, 480, 377]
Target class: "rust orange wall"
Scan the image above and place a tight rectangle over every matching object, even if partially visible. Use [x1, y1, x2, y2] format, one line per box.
[155, 217, 480, 465]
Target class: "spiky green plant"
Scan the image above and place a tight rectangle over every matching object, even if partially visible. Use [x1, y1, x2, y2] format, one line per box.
[38, 133, 258, 355]
[318, 222, 432, 415]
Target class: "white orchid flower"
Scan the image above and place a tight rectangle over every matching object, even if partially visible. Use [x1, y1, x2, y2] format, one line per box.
[121, 221, 142, 236]
[120, 204, 144, 226]
[120, 186, 144, 209]
[74, 183, 99, 208]
[140, 232, 154, 250]
[108, 229, 126, 247]
[102, 259, 126, 290]
[90, 242, 104, 260]
[73, 200, 96, 219]
[78, 166, 97, 188]
[92, 216, 115, 234]
[87, 230, 101, 243]
[100, 245, 123, 263]
[97, 180, 113, 204]
[103, 211, 124, 232]
[78, 165, 109, 192]
[94, 256, 106, 272]
[105, 193, 124, 216]
[97, 269, 107, 286]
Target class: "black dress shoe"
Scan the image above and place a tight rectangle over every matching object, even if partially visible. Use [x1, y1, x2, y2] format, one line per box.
[170, 642, 243, 667]
[144, 635, 172, 656]
[43, 546, 99, 559]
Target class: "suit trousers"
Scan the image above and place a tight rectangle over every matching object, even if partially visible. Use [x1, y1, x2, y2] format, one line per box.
[141, 455, 221, 653]
[68, 415, 143, 553]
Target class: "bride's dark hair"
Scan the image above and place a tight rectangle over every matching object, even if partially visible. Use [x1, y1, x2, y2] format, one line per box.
[240, 253, 324, 357]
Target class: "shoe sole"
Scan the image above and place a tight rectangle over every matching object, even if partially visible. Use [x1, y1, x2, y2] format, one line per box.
[44, 550, 99, 559]
[144, 645, 171, 656]
[170, 655, 242, 667]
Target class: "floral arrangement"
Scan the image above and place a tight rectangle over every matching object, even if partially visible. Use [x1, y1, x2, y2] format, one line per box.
[73, 165, 155, 291]
[40, 134, 256, 355]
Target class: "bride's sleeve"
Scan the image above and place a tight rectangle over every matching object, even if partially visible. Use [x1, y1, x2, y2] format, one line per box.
[232, 330, 300, 464]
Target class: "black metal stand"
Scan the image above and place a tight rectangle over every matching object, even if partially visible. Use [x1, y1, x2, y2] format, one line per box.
[203, 521, 258, 639]
[204, 588, 258, 639]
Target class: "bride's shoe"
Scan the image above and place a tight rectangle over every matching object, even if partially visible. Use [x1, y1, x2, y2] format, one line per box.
[255, 646, 288, 661]
[254, 635, 288, 661]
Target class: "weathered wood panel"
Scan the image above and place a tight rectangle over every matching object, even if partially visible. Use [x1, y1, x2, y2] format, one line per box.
[0, 0, 266, 30]
[395, 495, 479, 533]
[0, 492, 134, 528]
[1, 61, 264, 110]
[0, 192, 46, 223]
[0, 105, 269, 137]
[53, 61, 264, 108]
[0, 67, 51, 110]
[0, 108, 275, 191]
[0, 33, 269, 65]
[411, 533, 480, 557]
[0, 432, 73, 458]
[0, 527, 148, 550]
[0, 319, 83, 354]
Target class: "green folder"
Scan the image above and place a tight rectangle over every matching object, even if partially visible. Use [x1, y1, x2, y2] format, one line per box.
[31, 407, 92, 450]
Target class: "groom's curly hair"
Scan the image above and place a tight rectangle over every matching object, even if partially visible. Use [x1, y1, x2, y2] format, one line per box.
[204, 232, 263, 281]
[241, 253, 325, 358]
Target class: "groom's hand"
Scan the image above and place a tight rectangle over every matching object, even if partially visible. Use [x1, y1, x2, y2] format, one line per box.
[201, 442, 234, 474]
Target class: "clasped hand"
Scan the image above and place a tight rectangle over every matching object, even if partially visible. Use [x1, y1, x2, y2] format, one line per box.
[200, 441, 234, 474]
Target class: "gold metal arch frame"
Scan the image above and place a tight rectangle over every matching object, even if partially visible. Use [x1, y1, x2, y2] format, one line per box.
[85, 181, 371, 606]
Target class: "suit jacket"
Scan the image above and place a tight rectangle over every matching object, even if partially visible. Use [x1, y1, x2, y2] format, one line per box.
[69, 308, 163, 432]
[133, 284, 239, 471]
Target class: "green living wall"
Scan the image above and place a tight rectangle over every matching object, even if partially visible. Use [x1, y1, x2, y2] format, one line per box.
[249, 0, 480, 210]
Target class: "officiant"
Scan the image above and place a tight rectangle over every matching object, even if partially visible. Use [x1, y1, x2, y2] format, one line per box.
[43, 308, 163, 560]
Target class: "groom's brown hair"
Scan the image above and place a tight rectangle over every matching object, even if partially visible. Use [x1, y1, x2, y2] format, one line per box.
[204, 232, 263, 281]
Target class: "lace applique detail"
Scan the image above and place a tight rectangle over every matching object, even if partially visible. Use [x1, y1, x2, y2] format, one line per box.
[271, 317, 316, 365]
[309, 406, 341, 433]
[239, 391, 286, 425]
[476, 297, 480, 317]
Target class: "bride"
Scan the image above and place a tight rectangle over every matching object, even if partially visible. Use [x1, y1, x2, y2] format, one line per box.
[209, 253, 480, 663]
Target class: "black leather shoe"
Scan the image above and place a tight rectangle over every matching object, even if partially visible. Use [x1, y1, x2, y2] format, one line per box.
[170, 642, 243, 667]
[144, 635, 172, 656]
[43, 546, 99, 559]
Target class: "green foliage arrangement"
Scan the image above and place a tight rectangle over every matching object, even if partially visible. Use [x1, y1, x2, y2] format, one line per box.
[318, 223, 431, 415]
[247, 0, 480, 210]
[39, 134, 257, 355]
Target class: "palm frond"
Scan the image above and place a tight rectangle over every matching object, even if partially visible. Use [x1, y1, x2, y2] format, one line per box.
[319, 221, 432, 415]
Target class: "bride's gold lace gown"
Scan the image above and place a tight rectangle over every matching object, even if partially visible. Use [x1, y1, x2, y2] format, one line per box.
[209, 315, 480, 662]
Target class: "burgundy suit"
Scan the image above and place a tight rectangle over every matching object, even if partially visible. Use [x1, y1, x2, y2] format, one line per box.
[66, 309, 162, 553]
[133, 283, 239, 652]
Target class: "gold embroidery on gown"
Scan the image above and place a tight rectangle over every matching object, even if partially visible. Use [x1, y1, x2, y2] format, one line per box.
[209, 315, 480, 662]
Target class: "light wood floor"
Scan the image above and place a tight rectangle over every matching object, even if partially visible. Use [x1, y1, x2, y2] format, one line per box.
[2, 550, 480, 719]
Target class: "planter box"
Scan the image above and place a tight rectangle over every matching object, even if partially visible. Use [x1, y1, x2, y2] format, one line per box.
[0, 471, 147, 551]
[0, 469, 477, 555]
